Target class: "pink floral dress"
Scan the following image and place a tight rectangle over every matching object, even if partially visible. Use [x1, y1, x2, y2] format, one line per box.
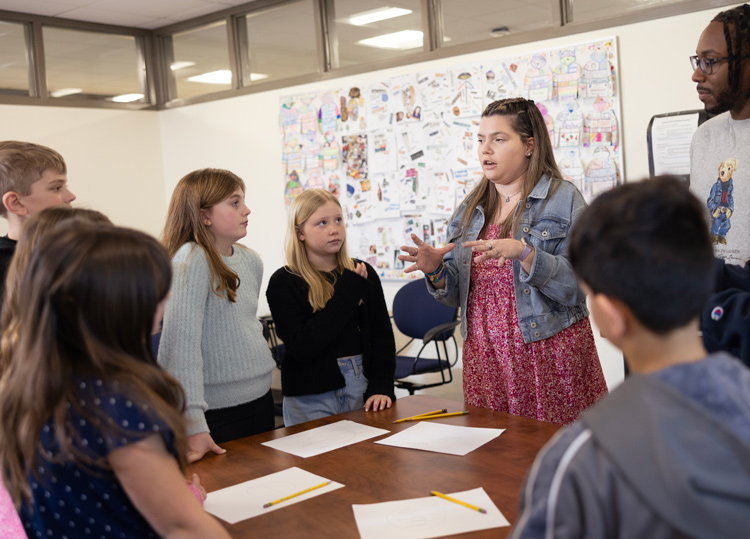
[462, 224, 607, 424]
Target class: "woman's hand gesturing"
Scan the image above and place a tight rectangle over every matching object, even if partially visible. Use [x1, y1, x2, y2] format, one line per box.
[398, 233, 455, 274]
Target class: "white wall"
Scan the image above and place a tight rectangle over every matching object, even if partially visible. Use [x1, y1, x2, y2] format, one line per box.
[0, 105, 166, 237]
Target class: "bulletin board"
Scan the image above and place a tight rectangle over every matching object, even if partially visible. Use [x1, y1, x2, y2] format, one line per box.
[279, 37, 622, 280]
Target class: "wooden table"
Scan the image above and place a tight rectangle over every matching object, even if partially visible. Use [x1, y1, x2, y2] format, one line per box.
[188, 395, 561, 538]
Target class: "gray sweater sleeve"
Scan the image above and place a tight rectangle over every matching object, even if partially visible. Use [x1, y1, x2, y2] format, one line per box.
[158, 244, 211, 435]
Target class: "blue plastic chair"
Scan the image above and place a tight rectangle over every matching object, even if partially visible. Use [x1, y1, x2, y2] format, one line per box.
[392, 279, 460, 395]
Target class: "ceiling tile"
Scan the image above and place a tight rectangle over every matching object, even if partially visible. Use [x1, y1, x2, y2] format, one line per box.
[0, 0, 80, 17]
[55, 6, 155, 26]
[84, 0, 215, 20]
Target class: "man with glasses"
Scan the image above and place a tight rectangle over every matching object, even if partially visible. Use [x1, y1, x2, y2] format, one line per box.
[690, 5, 750, 369]
[690, 4, 750, 260]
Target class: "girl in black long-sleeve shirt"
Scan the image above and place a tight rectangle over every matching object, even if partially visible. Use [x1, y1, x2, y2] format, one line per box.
[266, 189, 395, 427]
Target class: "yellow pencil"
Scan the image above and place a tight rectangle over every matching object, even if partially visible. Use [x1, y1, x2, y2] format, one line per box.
[399, 411, 469, 422]
[263, 480, 332, 508]
[431, 491, 487, 514]
[393, 408, 447, 423]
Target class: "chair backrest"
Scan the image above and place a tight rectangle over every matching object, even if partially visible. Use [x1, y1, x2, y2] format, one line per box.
[392, 279, 457, 340]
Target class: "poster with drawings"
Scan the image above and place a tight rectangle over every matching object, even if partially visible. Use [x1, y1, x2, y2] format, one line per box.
[417, 71, 450, 122]
[366, 80, 393, 130]
[369, 129, 397, 174]
[373, 172, 400, 219]
[339, 85, 367, 133]
[448, 65, 483, 118]
[278, 37, 622, 278]
[394, 123, 427, 170]
[422, 119, 451, 167]
[424, 169, 455, 216]
[391, 74, 423, 124]
[447, 118, 481, 170]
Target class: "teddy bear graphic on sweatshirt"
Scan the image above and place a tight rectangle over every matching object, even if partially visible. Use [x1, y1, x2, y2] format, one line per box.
[707, 158, 737, 245]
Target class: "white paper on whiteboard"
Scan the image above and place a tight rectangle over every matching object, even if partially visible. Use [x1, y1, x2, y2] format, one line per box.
[651, 113, 700, 176]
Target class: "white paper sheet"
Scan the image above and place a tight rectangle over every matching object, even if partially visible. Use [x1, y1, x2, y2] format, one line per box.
[352, 487, 509, 539]
[650, 113, 699, 176]
[261, 420, 390, 458]
[375, 421, 504, 456]
[204, 467, 344, 524]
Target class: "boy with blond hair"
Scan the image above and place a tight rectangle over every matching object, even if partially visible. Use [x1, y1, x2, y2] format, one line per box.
[0, 141, 76, 287]
[511, 177, 750, 538]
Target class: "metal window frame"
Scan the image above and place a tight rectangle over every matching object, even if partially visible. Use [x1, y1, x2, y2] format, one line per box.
[0, 9, 155, 110]
[0, 0, 741, 111]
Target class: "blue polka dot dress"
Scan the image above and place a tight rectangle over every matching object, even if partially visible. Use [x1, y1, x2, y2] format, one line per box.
[20, 379, 176, 539]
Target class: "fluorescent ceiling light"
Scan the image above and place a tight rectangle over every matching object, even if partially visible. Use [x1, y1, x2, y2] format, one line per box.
[188, 70, 232, 84]
[170, 61, 195, 71]
[249, 72, 268, 81]
[50, 88, 82, 98]
[358, 30, 423, 50]
[349, 7, 411, 26]
[111, 93, 144, 103]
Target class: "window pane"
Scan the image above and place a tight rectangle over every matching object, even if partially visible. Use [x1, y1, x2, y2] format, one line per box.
[241, 0, 319, 85]
[43, 26, 145, 103]
[440, 0, 558, 48]
[0, 21, 31, 96]
[330, 0, 424, 69]
[568, 0, 689, 23]
[168, 21, 231, 100]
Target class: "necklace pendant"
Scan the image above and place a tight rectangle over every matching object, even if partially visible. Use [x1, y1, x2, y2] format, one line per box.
[505, 196, 510, 203]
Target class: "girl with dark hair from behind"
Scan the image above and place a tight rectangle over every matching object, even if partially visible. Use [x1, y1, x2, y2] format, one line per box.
[0, 206, 112, 538]
[0, 224, 230, 538]
[0, 207, 112, 368]
[400, 97, 607, 424]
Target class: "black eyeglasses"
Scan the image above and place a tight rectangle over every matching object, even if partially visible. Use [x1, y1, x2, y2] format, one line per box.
[690, 55, 731, 75]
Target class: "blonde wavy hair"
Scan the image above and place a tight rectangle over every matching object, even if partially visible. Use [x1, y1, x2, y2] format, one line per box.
[285, 189, 354, 311]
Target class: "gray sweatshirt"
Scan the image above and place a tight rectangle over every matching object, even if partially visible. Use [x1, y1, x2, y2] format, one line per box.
[511, 353, 750, 539]
[158, 243, 275, 435]
[690, 112, 750, 264]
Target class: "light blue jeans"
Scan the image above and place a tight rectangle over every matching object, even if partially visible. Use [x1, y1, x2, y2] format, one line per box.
[283, 355, 368, 427]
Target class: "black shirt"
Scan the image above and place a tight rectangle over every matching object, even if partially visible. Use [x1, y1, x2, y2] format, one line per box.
[0, 234, 17, 302]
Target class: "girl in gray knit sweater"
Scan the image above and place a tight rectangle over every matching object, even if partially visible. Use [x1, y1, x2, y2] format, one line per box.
[158, 168, 276, 463]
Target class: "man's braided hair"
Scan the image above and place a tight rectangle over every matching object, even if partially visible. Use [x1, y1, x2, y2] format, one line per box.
[713, 4, 750, 98]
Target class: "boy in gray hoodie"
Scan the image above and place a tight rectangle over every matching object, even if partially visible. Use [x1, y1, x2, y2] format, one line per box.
[511, 176, 750, 539]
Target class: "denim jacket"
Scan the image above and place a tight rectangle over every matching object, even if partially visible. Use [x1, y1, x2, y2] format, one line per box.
[427, 175, 589, 343]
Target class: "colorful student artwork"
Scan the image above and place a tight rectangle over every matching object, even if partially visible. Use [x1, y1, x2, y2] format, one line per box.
[391, 74, 423, 124]
[557, 100, 584, 147]
[523, 54, 553, 103]
[367, 80, 392, 130]
[340, 86, 366, 133]
[341, 134, 368, 180]
[584, 96, 618, 147]
[553, 49, 581, 101]
[277, 37, 622, 279]
[584, 145, 620, 202]
[449, 66, 483, 118]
